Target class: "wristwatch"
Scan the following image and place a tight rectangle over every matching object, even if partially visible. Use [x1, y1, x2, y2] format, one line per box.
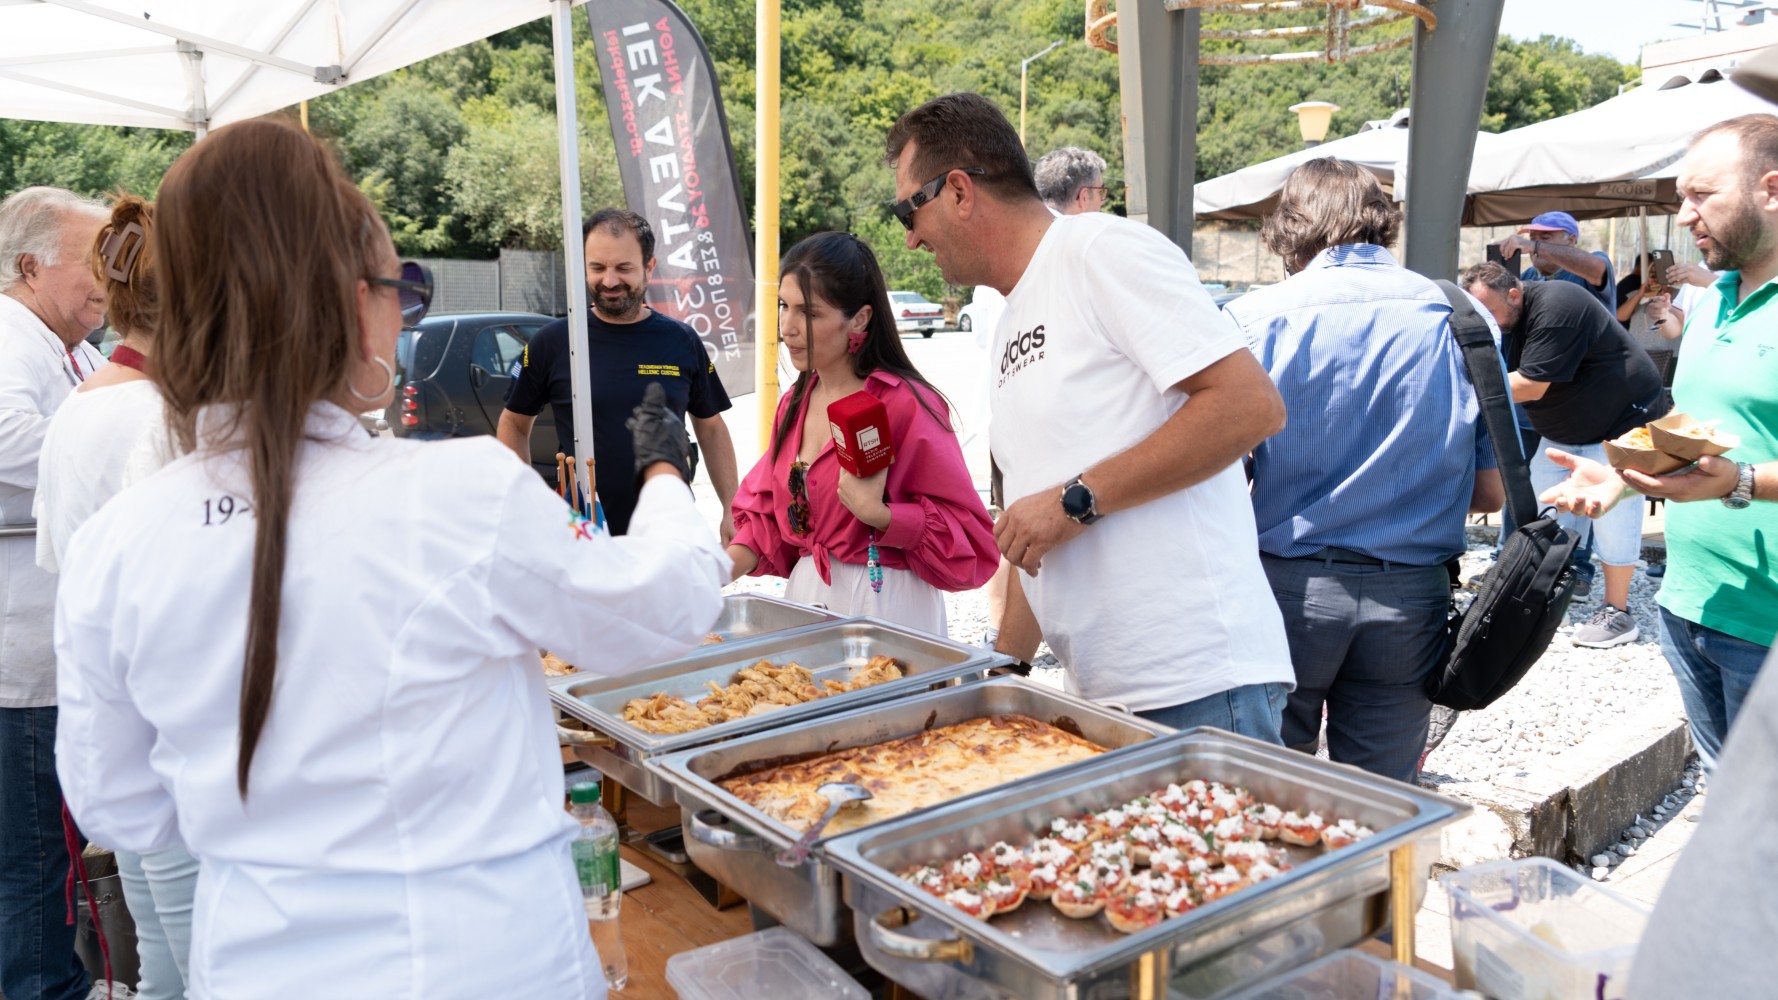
[1060, 475, 1101, 525]
[1722, 462, 1755, 509]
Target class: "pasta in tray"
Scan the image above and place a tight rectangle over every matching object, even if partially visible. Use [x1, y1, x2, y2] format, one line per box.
[719, 714, 1109, 836]
[619, 656, 903, 735]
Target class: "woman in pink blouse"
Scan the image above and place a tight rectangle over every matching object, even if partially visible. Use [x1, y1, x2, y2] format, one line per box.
[727, 232, 996, 635]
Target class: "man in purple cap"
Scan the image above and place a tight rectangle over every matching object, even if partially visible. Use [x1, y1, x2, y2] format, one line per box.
[1494, 210, 1618, 312]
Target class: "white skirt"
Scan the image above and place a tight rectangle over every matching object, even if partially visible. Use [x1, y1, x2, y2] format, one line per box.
[784, 556, 948, 639]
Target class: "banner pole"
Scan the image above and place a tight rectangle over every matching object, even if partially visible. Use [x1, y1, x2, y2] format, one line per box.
[551, 0, 596, 507]
[756, 0, 782, 447]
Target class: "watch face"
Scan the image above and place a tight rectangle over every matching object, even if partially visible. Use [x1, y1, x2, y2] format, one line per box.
[1062, 482, 1093, 520]
[1724, 494, 1751, 510]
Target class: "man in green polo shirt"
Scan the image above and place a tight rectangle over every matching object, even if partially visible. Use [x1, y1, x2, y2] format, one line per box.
[1541, 113, 1778, 772]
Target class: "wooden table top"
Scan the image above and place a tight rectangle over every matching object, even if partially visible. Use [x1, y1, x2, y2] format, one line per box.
[612, 798, 756, 998]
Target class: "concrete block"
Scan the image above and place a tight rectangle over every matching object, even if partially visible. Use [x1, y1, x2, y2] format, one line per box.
[1563, 720, 1693, 864]
[1428, 717, 1691, 872]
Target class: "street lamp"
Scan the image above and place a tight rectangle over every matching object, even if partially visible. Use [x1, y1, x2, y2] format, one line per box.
[1288, 101, 1341, 148]
[1020, 40, 1063, 147]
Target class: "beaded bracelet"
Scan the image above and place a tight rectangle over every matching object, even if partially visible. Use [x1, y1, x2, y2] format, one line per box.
[867, 532, 883, 594]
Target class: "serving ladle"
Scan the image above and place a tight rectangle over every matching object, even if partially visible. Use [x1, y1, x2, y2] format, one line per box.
[775, 782, 873, 867]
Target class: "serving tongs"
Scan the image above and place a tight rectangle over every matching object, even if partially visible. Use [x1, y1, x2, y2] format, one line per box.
[775, 782, 872, 867]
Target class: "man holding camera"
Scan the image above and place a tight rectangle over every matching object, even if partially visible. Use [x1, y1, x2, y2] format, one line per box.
[1495, 210, 1617, 311]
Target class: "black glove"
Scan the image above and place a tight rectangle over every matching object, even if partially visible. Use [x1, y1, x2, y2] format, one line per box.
[626, 382, 696, 485]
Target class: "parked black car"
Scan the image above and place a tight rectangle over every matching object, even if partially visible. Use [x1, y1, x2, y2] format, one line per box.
[381, 312, 561, 483]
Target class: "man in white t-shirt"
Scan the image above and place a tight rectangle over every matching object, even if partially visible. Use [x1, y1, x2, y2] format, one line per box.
[883, 93, 1294, 737]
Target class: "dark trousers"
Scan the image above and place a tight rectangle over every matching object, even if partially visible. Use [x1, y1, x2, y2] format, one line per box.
[1262, 554, 1451, 784]
[0, 706, 88, 1000]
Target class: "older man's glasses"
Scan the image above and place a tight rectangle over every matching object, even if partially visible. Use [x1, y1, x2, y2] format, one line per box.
[787, 461, 811, 535]
[890, 167, 986, 231]
[370, 261, 434, 326]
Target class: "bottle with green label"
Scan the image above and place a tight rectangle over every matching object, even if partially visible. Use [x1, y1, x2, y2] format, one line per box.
[570, 780, 627, 990]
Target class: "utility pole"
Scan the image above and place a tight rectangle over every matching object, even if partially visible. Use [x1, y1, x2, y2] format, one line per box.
[1019, 40, 1063, 146]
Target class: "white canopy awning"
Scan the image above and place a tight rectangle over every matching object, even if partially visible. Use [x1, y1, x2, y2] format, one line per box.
[0, 0, 572, 133]
[1460, 69, 1778, 226]
[1194, 110, 1418, 221]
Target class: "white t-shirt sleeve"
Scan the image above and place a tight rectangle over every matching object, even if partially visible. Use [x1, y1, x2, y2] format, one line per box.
[1078, 224, 1245, 394]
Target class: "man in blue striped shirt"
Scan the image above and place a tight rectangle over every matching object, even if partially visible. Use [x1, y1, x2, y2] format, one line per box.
[1224, 158, 1505, 783]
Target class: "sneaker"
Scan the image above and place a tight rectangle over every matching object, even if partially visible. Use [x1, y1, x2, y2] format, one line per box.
[87, 981, 137, 1000]
[1573, 605, 1639, 648]
[1570, 571, 1594, 599]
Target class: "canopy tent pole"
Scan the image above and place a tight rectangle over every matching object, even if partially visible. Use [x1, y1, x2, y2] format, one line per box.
[550, 0, 595, 504]
[1402, 0, 1504, 279]
[755, 0, 781, 446]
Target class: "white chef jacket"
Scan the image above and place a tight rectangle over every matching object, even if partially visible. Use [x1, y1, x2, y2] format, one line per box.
[34, 379, 165, 575]
[54, 403, 728, 999]
[0, 293, 103, 707]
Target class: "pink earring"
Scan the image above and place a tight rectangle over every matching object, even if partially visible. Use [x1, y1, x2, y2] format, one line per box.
[847, 327, 867, 354]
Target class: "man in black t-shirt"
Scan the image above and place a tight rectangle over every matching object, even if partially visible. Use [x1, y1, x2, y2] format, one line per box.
[499, 209, 736, 537]
[1462, 261, 1669, 648]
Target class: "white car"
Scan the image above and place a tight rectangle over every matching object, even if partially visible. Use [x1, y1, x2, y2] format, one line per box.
[957, 287, 1006, 349]
[889, 290, 944, 337]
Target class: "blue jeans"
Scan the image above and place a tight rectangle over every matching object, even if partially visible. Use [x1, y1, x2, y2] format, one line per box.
[0, 706, 89, 1000]
[1136, 682, 1288, 744]
[1659, 609, 1772, 772]
[1262, 554, 1451, 784]
[117, 845, 198, 1000]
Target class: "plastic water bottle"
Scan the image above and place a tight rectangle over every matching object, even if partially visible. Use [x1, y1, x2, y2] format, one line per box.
[570, 781, 628, 990]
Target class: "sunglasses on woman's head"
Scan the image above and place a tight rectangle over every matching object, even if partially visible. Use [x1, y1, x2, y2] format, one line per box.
[370, 261, 434, 326]
[787, 460, 811, 536]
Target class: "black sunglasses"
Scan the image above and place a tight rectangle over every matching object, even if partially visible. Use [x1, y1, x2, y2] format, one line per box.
[787, 460, 811, 536]
[370, 261, 434, 326]
[890, 167, 986, 231]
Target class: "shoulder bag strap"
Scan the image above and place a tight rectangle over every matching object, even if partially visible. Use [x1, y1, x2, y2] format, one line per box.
[1433, 279, 1540, 527]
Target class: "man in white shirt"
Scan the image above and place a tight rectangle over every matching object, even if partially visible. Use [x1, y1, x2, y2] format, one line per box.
[884, 94, 1294, 737]
[0, 186, 108, 1000]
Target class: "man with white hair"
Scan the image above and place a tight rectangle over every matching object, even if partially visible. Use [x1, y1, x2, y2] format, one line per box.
[1033, 146, 1110, 216]
[0, 186, 109, 1000]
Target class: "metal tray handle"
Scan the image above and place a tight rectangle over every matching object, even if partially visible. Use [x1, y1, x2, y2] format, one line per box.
[869, 906, 974, 964]
[556, 723, 615, 748]
[688, 810, 771, 854]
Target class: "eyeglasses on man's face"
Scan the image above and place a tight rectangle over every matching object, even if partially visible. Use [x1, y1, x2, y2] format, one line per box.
[890, 167, 986, 231]
[370, 261, 434, 326]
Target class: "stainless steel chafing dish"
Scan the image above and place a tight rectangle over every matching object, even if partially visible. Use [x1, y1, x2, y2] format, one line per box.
[549, 617, 996, 805]
[703, 593, 842, 641]
[646, 676, 1173, 946]
[821, 728, 1470, 1000]
[553, 594, 838, 751]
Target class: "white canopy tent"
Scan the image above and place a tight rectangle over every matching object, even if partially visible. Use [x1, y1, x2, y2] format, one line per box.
[1459, 69, 1778, 226]
[1193, 109, 1423, 221]
[0, 0, 575, 133]
[0, 0, 606, 500]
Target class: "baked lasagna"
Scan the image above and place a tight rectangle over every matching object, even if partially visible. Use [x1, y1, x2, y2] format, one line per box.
[719, 714, 1108, 835]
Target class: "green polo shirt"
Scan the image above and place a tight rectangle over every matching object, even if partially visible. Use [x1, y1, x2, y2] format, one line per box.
[1658, 270, 1778, 647]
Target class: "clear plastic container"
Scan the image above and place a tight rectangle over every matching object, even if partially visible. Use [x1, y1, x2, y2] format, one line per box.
[1443, 857, 1649, 1000]
[665, 927, 868, 1000]
[1225, 949, 1462, 999]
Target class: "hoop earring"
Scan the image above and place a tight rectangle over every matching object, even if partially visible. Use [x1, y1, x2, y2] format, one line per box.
[348, 356, 397, 404]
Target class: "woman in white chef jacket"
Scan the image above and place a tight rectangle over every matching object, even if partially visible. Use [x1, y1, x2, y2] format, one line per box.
[51, 119, 728, 1000]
